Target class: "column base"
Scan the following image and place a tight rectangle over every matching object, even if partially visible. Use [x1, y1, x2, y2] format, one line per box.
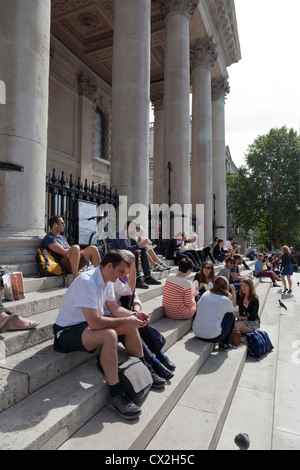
[0, 231, 45, 275]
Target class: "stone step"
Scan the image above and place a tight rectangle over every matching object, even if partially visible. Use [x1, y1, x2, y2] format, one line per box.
[0, 327, 209, 451]
[58, 331, 213, 451]
[145, 280, 272, 450]
[0, 257, 257, 449]
[1, 267, 176, 319]
[216, 277, 298, 450]
[0, 309, 192, 413]
[0, 261, 255, 357]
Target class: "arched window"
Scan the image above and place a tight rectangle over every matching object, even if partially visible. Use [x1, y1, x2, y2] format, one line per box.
[94, 107, 105, 159]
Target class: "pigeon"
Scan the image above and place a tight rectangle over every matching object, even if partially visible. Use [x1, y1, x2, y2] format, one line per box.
[234, 433, 250, 450]
[278, 299, 287, 310]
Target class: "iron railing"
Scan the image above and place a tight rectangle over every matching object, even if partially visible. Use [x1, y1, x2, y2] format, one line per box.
[46, 168, 119, 246]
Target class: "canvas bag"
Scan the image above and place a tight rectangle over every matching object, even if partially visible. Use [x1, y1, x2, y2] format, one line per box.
[3, 272, 25, 301]
[118, 356, 153, 405]
[245, 330, 274, 359]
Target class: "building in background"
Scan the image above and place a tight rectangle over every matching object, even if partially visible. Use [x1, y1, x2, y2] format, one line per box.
[0, 0, 241, 273]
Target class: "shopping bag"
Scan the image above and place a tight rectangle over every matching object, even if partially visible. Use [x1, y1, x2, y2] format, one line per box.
[3, 272, 25, 301]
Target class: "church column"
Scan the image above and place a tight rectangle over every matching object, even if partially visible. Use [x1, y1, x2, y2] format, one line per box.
[212, 78, 230, 241]
[0, 0, 51, 273]
[110, 0, 151, 209]
[151, 91, 164, 205]
[190, 37, 218, 245]
[160, 0, 199, 207]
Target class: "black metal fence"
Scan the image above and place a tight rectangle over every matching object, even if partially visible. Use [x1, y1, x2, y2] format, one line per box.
[46, 168, 119, 246]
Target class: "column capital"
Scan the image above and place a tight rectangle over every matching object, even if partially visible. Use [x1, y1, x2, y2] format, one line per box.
[78, 72, 97, 102]
[211, 77, 230, 101]
[151, 91, 164, 112]
[190, 37, 218, 70]
[159, 0, 200, 21]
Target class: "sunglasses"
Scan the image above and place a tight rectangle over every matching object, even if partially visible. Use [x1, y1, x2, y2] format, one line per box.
[203, 266, 212, 270]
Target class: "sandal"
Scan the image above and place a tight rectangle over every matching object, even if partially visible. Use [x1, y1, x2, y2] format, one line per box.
[9, 320, 40, 331]
[0, 314, 19, 333]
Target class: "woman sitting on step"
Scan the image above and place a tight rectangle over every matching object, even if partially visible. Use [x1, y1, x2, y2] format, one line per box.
[192, 276, 236, 350]
[235, 277, 260, 334]
[193, 261, 215, 302]
[162, 257, 197, 320]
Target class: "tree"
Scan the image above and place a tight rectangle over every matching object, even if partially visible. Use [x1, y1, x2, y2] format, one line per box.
[227, 126, 300, 250]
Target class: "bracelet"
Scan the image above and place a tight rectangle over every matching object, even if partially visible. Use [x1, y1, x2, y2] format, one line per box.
[132, 310, 139, 316]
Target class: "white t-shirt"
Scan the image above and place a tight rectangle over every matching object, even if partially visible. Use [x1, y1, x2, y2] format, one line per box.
[224, 240, 233, 250]
[103, 277, 142, 316]
[192, 290, 234, 339]
[56, 267, 115, 327]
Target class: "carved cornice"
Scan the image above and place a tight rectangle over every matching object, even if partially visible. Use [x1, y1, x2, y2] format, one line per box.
[211, 77, 230, 101]
[78, 72, 97, 102]
[159, 0, 200, 21]
[207, 0, 241, 66]
[190, 37, 218, 70]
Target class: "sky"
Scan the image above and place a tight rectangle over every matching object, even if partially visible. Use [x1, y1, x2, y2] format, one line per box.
[225, 0, 300, 167]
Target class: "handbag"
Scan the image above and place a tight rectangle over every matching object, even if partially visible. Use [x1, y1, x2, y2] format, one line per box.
[231, 327, 241, 346]
[118, 356, 153, 405]
[3, 272, 25, 301]
[245, 330, 274, 359]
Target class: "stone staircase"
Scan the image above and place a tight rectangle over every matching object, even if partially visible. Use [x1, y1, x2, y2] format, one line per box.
[0, 258, 275, 451]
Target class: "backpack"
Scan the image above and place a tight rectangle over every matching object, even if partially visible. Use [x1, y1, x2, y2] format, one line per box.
[245, 330, 274, 359]
[118, 356, 153, 405]
[36, 248, 65, 277]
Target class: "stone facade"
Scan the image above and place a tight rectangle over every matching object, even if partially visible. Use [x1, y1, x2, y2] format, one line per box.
[0, 0, 241, 271]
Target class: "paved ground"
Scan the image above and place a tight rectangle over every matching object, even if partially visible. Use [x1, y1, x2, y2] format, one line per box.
[217, 272, 300, 450]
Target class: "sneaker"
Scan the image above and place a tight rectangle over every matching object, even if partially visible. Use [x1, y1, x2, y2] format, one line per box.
[145, 276, 161, 285]
[146, 363, 166, 388]
[161, 262, 171, 270]
[136, 279, 149, 289]
[153, 264, 164, 272]
[107, 393, 141, 420]
[288, 289, 292, 294]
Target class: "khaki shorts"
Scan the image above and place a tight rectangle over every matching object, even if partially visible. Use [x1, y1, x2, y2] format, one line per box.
[59, 252, 87, 274]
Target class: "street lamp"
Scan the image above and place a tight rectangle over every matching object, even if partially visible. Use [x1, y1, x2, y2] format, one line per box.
[266, 177, 274, 251]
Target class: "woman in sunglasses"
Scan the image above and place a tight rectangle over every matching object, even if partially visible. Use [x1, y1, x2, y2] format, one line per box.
[194, 261, 215, 301]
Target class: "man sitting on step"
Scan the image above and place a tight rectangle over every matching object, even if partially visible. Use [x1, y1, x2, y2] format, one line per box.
[42, 215, 101, 280]
[53, 249, 150, 420]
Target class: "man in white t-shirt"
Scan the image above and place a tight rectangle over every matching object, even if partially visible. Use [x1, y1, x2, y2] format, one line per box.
[53, 250, 149, 420]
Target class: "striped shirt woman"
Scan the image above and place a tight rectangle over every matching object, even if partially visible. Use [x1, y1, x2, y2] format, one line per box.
[162, 258, 197, 320]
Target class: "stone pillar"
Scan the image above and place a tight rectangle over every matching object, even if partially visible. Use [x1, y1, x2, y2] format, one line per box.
[212, 78, 230, 241]
[110, 0, 151, 209]
[160, 0, 199, 207]
[78, 73, 97, 184]
[190, 37, 218, 245]
[0, 0, 51, 273]
[151, 91, 165, 205]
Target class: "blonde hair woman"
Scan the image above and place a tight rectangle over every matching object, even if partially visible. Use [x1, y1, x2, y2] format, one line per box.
[280, 245, 294, 294]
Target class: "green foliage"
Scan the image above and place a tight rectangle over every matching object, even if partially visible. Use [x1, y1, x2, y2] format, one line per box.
[227, 126, 300, 249]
